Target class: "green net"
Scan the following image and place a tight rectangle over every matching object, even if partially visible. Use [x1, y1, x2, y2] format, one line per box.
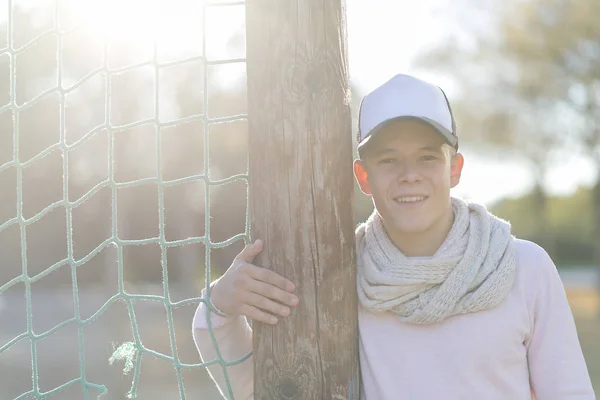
[0, 0, 249, 398]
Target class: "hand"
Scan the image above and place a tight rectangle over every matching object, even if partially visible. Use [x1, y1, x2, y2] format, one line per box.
[209, 239, 299, 324]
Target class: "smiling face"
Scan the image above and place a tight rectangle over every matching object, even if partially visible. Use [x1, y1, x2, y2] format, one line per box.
[354, 118, 464, 255]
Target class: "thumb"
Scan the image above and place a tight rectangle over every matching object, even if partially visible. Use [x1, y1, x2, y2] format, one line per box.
[237, 239, 263, 263]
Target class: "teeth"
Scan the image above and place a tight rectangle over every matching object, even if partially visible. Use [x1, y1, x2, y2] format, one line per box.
[395, 196, 426, 203]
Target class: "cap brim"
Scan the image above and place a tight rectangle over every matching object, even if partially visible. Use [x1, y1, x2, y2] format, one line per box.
[357, 116, 457, 155]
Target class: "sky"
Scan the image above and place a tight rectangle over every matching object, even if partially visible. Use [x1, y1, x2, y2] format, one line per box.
[4, 0, 598, 206]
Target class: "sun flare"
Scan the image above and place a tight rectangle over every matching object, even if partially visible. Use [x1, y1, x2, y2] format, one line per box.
[66, 0, 245, 61]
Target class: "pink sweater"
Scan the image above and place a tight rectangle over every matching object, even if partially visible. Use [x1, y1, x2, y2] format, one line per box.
[192, 239, 596, 399]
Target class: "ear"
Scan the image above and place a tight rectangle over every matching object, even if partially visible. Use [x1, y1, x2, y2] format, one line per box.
[450, 153, 464, 188]
[354, 160, 372, 195]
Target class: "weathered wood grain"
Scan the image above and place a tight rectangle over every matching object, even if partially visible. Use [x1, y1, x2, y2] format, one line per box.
[246, 0, 360, 399]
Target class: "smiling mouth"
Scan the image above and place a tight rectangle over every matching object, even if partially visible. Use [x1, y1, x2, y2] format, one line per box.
[393, 196, 428, 204]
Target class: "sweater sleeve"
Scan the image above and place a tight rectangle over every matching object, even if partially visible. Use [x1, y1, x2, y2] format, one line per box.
[192, 286, 254, 400]
[525, 247, 596, 399]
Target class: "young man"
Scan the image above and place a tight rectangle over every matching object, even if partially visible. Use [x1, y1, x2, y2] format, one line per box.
[193, 74, 596, 399]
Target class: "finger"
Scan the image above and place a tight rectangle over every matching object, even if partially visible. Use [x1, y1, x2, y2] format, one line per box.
[246, 279, 299, 307]
[246, 264, 296, 292]
[236, 239, 264, 264]
[241, 291, 292, 317]
[240, 304, 278, 325]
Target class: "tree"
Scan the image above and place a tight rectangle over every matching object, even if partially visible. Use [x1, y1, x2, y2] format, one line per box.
[417, 0, 600, 273]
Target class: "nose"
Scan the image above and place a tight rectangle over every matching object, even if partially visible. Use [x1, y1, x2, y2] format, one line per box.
[396, 160, 422, 184]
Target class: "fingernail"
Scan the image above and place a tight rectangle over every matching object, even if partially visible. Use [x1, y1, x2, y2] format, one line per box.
[291, 296, 299, 306]
[287, 282, 295, 291]
[270, 316, 278, 324]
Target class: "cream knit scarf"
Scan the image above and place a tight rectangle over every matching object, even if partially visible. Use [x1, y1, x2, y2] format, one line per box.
[356, 196, 516, 324]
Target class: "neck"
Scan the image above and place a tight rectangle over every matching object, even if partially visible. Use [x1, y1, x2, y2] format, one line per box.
[383, 202, 455, 257]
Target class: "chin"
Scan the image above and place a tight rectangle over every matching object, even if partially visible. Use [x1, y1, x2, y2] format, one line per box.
[386, 215, 434, 235]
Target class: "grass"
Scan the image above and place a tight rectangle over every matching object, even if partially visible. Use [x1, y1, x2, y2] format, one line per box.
[566, 287, 600, 394]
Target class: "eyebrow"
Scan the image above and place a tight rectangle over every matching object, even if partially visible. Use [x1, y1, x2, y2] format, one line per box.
[420, 146, 444, 153]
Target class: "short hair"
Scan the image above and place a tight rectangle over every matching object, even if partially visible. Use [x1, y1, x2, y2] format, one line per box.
[443, 143, 457, 159]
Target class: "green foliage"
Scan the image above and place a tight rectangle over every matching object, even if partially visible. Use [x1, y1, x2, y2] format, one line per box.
[491, 185, 595, 266]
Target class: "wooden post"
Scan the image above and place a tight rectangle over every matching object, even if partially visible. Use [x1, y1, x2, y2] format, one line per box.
[246, 1, 359, 399]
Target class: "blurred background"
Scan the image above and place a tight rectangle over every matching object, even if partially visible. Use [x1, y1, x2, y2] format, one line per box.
[0, 0, 598, 398]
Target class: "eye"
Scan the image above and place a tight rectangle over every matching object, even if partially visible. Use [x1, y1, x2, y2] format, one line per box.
[378, 158, 396, 164]
[420, 155, 438, 161]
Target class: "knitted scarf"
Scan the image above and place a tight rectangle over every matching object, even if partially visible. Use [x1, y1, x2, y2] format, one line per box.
[356, 197, 516, 324]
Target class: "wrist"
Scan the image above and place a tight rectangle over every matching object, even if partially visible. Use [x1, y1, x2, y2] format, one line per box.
[207, 282, 230, 318]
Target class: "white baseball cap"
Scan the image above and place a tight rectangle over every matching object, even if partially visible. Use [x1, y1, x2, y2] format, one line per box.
[357, 74, 458, 154]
